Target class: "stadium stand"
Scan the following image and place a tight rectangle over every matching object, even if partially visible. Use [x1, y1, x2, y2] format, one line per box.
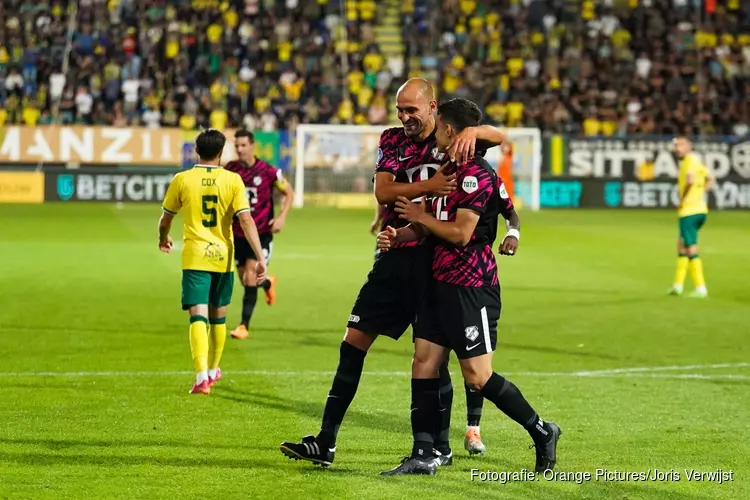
[0, 0, 747, 136]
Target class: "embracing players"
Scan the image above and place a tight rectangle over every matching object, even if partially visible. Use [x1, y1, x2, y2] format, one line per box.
[377, 98, 561, 476]
[158, 129, 267, 394]
[280, 78, 508, 467]
[668, 135, 713, 298]
[225, 129, 294, 339]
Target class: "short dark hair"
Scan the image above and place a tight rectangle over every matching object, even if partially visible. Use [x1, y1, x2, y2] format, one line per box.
[234, 129, 255, 143]
[437, 98, 482, 133]
[195, 129, 226, 160]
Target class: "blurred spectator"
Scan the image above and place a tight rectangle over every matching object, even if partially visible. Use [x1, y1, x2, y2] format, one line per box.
[0, 0, 746, 137]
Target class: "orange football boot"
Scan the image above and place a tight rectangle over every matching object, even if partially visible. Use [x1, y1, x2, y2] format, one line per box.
[230, 324, 249, 340]
[264, 275, 277, 305]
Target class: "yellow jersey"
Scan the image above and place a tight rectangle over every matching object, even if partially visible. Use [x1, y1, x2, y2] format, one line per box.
[677, 153, 710, 217]
[162, 165, 250, 273]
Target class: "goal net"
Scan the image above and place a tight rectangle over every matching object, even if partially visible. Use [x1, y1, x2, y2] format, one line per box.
[294, 125, 542, 210]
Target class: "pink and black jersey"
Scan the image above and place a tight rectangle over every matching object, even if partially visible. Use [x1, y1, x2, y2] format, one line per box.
[430, 156, 515, 288]
[225, 159, 287, 236]
[375, 126, 447, 248]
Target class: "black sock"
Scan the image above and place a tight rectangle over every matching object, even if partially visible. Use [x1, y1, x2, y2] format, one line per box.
[434, 360, 453, 454]
[411, 378, 440, 459]
[261, 279, 271, 291]
[241, 286, 258, 326]
[480, 372, 551, 444]
[465, 382, 483, 427]
[317, 342, 367, 447]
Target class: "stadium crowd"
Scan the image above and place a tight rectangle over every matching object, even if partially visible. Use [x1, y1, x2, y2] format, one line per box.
[0, 0, 748, 136]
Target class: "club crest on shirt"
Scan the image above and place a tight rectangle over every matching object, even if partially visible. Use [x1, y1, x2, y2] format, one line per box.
[462, 176, 478, 193]
[253, 176, 262, 186]
[203, 242, 225, 262]
[465, 325, 479, 341]
[431, 147, 446, 161]
[376, 147, 383, 166]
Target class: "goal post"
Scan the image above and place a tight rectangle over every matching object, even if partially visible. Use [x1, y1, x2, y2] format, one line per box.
[294, 124, 389, 208]
[482, 127, 542, 211]
[294, 124, 542, 211]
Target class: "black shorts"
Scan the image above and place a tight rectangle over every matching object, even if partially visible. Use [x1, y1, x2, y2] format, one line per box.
[413, 280, 501, 359]
[347, 245, 433, 340]
[234, 233, 273, 267]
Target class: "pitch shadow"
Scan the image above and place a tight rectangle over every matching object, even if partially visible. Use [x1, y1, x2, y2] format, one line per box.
[210, 386, 410, 436]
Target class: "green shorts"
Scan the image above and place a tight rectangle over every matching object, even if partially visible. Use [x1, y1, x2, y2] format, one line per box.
[678, 214, 707, 247]
[181, 270, 234, 310]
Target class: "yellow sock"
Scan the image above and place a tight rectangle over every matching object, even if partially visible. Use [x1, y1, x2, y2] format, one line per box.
[189, 316, 209, 373]
[689, 256, 706, 289]
[208, 318, 227, 370]
[673, 255, 689, 288]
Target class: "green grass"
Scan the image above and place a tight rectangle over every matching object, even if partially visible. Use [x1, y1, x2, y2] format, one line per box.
[0, 204, 748, 500]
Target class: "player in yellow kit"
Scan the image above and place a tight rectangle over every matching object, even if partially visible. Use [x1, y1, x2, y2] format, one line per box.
[669, 136, 714, 298]
[158, 129, 267, 394]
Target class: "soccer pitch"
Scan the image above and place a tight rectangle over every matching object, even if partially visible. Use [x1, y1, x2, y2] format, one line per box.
[0, 204, 748, 500]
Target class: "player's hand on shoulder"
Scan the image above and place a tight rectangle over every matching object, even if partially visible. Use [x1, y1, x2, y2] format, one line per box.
[255, 261, 268, 285]
[377, 226, 398, 252]
[448, 127, 478, 165]
[426, 163, 456, 197]
[159, 236, 173, 253]
[499, 234, 518, 257]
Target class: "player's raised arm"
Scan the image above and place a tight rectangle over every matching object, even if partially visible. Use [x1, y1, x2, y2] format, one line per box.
[158, 174, 182, 253]
[448, 125, 510, 165]
[269, 170, 294, 233]
[475, 125, 509, 148]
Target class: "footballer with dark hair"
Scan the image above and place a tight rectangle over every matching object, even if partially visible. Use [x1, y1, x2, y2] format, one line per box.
[225, 129, 294, 340]
[378, 98, 561, 476]
[158, 129, 267, 394]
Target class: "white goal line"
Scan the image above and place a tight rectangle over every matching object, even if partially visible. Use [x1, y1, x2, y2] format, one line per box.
[0, 362, 747, 380]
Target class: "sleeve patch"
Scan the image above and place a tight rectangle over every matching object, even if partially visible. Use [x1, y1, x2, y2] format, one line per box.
[499, 183, 509, 199]
[462, 176, 479, 194]
[376, 147, 383, 166]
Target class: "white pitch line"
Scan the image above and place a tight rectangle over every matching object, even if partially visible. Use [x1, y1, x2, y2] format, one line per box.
[0, 370, 407, 378]
[0, 362, 747, 379]
[621, 373, 750, 380]
[571, 362, 750, 376]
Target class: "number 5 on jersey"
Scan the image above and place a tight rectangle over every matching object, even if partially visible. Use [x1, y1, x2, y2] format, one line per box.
[202, 195, 218, 227]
